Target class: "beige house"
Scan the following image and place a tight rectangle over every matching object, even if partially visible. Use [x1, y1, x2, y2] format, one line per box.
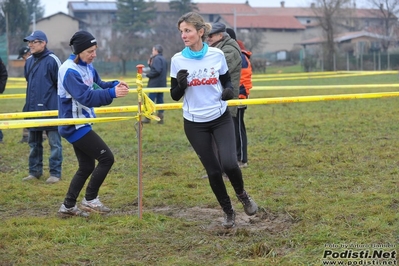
[33, 12, 84, 61]
[8, 12, 83, 76]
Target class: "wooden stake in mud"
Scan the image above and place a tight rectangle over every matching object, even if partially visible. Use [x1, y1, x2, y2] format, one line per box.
[136, 64, 144, 219]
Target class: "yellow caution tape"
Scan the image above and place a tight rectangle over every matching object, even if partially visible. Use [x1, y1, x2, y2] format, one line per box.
[135, 76, 160, 121]
[3, 83, 399, 99]
[2, 91, 399, 120]
[0, 117, 134, 130]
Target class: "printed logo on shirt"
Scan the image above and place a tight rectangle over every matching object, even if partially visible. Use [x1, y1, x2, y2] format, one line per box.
[188, 67, 218, 87]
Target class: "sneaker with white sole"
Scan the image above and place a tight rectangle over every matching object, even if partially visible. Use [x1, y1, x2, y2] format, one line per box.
[81, 196, 111, 214]
[236, 191, 258, 216]
[238, 161, 248, 168]
[57, 204, 89, 218]
[46, 176, 60, 184]
[22, 175, 39, 181]
[222, 210, 236, 228]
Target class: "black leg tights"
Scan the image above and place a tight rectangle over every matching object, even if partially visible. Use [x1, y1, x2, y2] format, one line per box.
[63, 130, 114, 208]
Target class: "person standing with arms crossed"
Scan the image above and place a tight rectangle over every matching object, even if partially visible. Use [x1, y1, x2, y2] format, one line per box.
[21, 31, 63, 184]
[170, 12, 258, 228]
[0, 56, 8, 144]
[142, 44, 168, 124]
[57, 31, 129, 217]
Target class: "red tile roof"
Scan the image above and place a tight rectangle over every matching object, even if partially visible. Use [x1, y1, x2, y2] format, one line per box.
[222, 14, 306, 30]
[255, 7, 317, 17]
[255, 7, 395, 19]
[197, 3, 257, 15]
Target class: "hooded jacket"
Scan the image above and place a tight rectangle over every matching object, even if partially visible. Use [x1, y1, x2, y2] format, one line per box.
[211, 34, 242, 117]
[24, 48, 61, 131]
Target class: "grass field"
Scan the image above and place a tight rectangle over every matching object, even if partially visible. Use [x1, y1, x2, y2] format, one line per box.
[0, 70, 398, 265]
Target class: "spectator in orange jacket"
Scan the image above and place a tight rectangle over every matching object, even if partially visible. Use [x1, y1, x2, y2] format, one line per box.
[226, 28, 253, 168]
[235, 39, 252, 168]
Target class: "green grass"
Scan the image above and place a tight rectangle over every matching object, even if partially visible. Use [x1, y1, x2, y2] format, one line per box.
[0, 70, 398, 265]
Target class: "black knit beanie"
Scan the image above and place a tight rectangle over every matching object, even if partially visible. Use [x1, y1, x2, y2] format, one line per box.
[69, 31, 97, 55]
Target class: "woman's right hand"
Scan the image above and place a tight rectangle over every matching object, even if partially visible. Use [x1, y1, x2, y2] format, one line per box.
[115, 82, 129, 98]
[176, 69, 189, 90]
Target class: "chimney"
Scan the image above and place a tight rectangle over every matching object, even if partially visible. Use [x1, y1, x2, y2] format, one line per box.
[380, 3, 384, 10]
[311, 3, 315, 8]
[280, 1, 285, 8]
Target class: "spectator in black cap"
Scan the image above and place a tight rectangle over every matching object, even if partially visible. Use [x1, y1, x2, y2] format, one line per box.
[22, 30, 63, 184]
[201, 22, 242, 179]
[57, 30, 130, 218]
[207, 22, 241, 122]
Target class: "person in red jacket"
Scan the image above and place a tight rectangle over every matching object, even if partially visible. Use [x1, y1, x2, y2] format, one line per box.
[236, 39, 252, 168]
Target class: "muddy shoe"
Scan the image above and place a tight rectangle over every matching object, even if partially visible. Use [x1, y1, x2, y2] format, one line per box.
[236, 191, 258, 216]
[222, 210, 236, 228]
[81, 196, 111, 214]
[58, 204, 89, 218]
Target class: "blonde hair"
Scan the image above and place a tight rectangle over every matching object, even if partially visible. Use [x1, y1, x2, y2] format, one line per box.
[177, 12, 211, 42]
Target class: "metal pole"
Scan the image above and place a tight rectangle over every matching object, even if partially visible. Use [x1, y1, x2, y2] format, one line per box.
[32, 13, 36, 31]
[136, 64, 144, 219]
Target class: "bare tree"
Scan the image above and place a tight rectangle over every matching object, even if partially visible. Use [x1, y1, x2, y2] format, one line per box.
[365, 0, 399, 51]
[311, 0, 351, 71]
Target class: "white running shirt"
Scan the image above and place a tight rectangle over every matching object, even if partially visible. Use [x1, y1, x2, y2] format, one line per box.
[170, 47, 229, 122]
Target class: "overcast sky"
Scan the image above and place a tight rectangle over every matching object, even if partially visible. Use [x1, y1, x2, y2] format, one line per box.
[41, 0, 370, 17]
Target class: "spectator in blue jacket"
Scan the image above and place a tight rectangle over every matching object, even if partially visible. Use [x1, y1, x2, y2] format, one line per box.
[57, 31, 129, 218]
[21, 30, 63, 184]
[142, 44, 168, 124]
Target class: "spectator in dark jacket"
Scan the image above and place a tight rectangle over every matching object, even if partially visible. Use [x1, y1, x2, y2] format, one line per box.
[142, 44, 168, 124]
[0, 56, 8, 143]
[21, 30, 63, 184]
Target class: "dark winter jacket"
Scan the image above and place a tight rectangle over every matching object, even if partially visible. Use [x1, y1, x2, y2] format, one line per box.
[24, 48, 61, 131]
[0, 57, 8, 94]
[211, 34, 242, 117]
[146, 53, 168, 88]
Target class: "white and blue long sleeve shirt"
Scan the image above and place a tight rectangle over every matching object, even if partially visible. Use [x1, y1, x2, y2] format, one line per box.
[58, 54, 118, 143]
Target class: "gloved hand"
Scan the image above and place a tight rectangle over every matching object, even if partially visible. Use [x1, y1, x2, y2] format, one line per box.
[221, 87, 234, 101]
[239, 85, 247, 99]
[176, 69, 189, 90]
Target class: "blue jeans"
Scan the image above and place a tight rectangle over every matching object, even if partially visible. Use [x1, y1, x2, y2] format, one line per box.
[148, 92, 164, 113]
[28, 130, 63, 178]
[0, 130, 3, 141]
